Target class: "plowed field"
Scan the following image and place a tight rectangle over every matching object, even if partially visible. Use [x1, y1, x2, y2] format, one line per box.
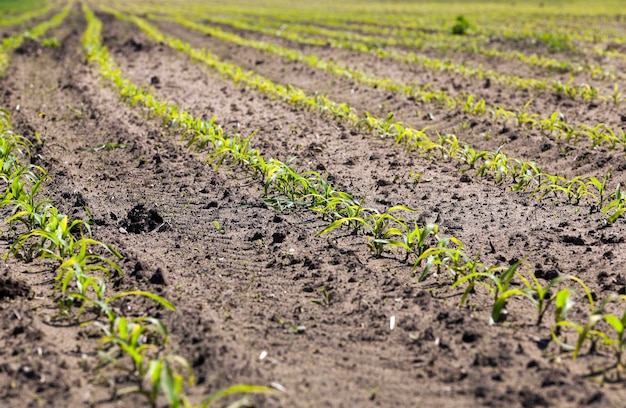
[2, 1, 626, 407]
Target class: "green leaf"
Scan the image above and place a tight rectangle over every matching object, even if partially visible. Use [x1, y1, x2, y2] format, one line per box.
[106, 290, 176, 311]
[386, 205, 417, 213]
[604, 314, 624, 335]
[500, 260, 521, 291]
[451, 272, 488, 289]
[490, 289, 525, 325]
[607, 207, 626, 223]
[316, 217, 364, 236]
[160, 363, 181, 407]
[574, 314, 602, 360]
[417, 255, 438, 282]
[147, 359, 163, 399]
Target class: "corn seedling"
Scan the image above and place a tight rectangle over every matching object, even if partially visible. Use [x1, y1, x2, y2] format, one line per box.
[462, 95, 486, 115]
[412, 238, 464, 282]
[451, 261, 522, 325]
[587, 172, 611, 211]
[41, 37, 60, 48]
[510, 160, 541, 192]
[97, 314, 193, 408]
[601, 184, 626, 223]
[609, 84, 623, 105]
[553, 307, 604, 360]
[460, 145, 489, 169]
[400, 222, 438, 261]
[517, 274, 592, 326]
[317, 206, 416, 257]
[595, 296, 626, 370]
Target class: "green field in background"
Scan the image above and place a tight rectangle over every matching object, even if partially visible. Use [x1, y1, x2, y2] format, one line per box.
[0, 0, 46, 15]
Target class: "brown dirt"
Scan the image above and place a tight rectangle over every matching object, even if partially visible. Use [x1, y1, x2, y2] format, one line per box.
[1, 4, 626, 408]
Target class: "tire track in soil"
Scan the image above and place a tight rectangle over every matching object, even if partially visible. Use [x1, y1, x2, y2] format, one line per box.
[92, 12, 624, 405]
[148, 18, 626, 184]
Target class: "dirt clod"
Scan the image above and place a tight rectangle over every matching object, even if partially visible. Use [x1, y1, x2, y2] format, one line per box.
[14, 38, 41, 56]
[0, 277, 30, 299]
[120, 204, 164, 233]
[149, 268, 166, 285]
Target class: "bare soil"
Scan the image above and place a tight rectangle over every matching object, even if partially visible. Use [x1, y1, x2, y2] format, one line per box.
[1, 4, 626, 407]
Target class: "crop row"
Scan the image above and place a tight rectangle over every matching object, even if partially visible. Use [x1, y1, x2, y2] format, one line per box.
[224, 13, 616, 80]
[468, 15, 626, 54]
[226, 15, 622, 99]
[95, 7, 592, 325]
[0, 0, 61, 27]
[257, 6, 626, 55]
[240, 1, 626, 53]
[117, 0, 620, 101]
[132, 5, 625, 138]
[0, 3, 272, 407]
[105, 3, 626, 160]
[326, 13, 626, 62]
[93, 5, 626, 377]
[116, 1, 606, 79]
[261, 11, 626, 68]
[137, 0, 617, 44]
[0, 0, 72, 75]
[109, 2, 626, 149]
[34, 4, 277, 407]
[0, 105, 189, 404]
[149, 12, 626, 158]
[96, 7, 626, 228]
[303, 12, 626, 67]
